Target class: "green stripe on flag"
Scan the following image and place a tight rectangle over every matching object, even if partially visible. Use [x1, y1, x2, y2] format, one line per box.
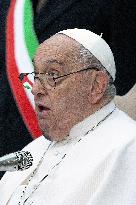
[24, 0, 39, 59]
[23, 82, 32, 90]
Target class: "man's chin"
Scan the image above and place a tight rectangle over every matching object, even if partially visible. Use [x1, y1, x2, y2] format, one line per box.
[39, 124, 59, 142]
[38, 120, 69, 142]
[38, 118, 50, 131]
[42, 130, 56, 141]
[39, 124, 49, 136]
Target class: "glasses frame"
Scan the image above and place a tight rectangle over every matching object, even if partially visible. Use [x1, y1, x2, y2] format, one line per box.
[19, 66, 99, 87]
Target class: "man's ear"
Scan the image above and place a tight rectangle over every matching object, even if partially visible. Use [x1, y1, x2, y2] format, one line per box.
[89, 71, 109, 104]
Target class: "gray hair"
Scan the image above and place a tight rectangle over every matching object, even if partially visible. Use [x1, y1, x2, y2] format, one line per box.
[79, 46, 116, 99]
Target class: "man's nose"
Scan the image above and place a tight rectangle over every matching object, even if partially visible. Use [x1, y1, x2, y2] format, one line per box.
[31, 80, 48, 96]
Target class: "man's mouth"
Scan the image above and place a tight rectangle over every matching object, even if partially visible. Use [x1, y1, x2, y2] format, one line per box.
[36, 105, 51, 119]
[38, 105, 50, 112]
[35, 101, 51, 115]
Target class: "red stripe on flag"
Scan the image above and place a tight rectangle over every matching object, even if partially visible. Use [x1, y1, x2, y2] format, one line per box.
[22, 76, 33, 87]
[6, 0, 42, 139]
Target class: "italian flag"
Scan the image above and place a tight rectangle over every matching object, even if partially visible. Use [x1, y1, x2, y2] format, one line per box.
[6, 0, 42, 139]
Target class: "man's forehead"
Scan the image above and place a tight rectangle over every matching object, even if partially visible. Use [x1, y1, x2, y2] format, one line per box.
[32, 58, 64, 67]
[33, 34, 82, 70]
[37, 34, 80, 54]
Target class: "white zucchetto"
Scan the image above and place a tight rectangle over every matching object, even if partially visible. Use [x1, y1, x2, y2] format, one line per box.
[59, 28, 116, 81]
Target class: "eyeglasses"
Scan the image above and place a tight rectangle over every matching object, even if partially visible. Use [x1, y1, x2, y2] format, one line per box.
[19, 67, 99, 88]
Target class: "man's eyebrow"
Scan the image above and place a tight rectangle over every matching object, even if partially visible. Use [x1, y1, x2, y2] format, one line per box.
[31, 59, 64, 72]
[46, 59, 64, 65]
[32, 59, 64, 66]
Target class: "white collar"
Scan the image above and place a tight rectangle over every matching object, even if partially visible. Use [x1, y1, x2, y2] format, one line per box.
[68, 101, 116, 140]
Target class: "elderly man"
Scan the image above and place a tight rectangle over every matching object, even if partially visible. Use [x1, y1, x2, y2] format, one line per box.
[0, 29, 136, 205]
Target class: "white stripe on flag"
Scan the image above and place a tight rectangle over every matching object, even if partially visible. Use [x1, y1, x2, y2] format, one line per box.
[14, 0, 35, 108]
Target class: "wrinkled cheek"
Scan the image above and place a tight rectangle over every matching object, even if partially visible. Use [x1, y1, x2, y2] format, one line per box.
[51, 101, 68, 128]
[53, 95, 67, 113]
[50, 89, 77, 123]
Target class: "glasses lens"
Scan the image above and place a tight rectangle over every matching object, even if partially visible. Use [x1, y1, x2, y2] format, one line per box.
[45, 75, 56, 87]
[29, 73, 35, 82]
[19, 73, 34, 82]
[33, 73, 55, 87]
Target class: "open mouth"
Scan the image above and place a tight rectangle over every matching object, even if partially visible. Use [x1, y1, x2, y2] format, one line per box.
[38, 105, 50, 112]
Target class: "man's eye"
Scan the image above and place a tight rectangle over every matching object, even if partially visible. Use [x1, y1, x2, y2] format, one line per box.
[47, 72, 59, 79]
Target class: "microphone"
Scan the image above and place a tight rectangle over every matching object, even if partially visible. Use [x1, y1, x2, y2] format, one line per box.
[0, 151, 33, 172]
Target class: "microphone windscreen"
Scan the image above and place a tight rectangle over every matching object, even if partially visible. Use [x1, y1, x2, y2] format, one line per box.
[0, 151, 33, 172]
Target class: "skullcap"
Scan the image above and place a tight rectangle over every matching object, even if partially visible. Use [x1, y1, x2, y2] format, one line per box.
[59, 28, 116, 80]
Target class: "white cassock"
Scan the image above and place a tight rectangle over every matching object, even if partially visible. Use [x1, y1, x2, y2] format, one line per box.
[0, 101, 136, 205]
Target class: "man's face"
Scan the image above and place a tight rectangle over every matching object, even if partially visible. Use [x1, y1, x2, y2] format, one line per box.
[32, 34, 93, 141]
